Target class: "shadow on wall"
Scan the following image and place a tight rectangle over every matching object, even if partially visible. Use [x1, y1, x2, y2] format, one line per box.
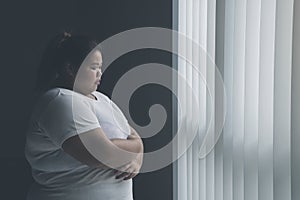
[0, 157, 34, 199]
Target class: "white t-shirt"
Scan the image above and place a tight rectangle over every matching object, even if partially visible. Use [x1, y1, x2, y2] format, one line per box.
[25, 88, 133, 200]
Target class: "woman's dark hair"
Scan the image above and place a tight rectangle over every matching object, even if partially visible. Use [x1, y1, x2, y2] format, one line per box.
[35, 32, 98, 94]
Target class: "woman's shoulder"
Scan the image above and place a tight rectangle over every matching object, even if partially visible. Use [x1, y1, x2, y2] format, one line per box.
[35, 88, 95, 119]
[38, 88, 73, 103]
[35, 88, 84, 111]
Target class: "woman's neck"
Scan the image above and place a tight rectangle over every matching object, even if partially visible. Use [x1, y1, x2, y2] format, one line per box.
[87, 93, 97, 100]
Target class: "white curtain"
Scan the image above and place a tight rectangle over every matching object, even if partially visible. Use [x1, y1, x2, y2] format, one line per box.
[173, 0, 299, 200]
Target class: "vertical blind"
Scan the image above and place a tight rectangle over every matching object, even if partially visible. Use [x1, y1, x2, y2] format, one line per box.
[173, 0, 299, 200]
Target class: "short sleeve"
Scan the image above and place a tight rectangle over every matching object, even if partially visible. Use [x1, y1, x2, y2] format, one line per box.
[39, 94, 101, 147]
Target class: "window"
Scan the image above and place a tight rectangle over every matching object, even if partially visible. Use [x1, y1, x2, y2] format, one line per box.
[172, 0, 299, 200]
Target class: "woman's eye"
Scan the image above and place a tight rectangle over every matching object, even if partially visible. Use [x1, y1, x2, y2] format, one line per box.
[91, 66, 100, 70]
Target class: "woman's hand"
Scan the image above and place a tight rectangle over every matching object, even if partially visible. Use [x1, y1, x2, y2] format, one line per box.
[114, 126, 144, 180]
[114, 152, 143, 180]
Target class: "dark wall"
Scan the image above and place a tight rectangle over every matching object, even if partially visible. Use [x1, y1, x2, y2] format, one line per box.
[0, 0, 173, 199]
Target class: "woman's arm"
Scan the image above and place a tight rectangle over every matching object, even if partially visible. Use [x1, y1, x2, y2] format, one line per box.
[62, 127, 142, 170]
[110, 126, 143, 153]
[62, 126, 143, 170]
[114, 126, 144, 180]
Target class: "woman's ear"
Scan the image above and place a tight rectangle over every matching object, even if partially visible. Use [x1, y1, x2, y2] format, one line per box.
[56, 62, 77, 89]
[63, 62, 76, 79]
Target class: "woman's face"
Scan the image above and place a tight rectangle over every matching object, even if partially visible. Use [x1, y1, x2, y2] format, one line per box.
[74, 50, 102, 95]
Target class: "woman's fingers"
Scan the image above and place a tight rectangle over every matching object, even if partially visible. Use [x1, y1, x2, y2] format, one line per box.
[115, 166, 133, 179]
[116, 172, 129, 179]
[116, 169, 139, 180]
[123, 172, 138, 180]
[114, 159, 141, 179]
[115, 164, 132, 176]
[115, 165, 139, 179]
[114, 163, 131, 175]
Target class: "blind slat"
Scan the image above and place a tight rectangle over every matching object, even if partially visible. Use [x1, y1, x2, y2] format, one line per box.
[273, 0, 294, 200]
[232, 0, 247, 199]
[223, 0, 235, 199]
[291, 1, 300, 200]
[258, 0, 277, 199]
[244, 0, 261, 199]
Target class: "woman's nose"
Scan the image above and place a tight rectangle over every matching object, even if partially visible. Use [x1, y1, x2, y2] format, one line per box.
[97, 70, 102, 77]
